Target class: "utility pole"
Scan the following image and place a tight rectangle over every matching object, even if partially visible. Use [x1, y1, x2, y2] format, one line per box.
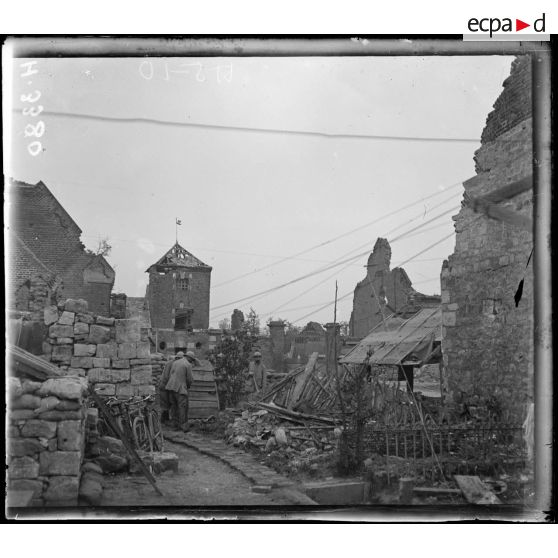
[333, 281, 338, 376]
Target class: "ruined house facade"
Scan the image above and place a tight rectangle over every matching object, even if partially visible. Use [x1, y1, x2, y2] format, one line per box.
[145, 242, 212, 331]
[441, 56, 533, 421]
[350, 238, 440, 337]
[7, 180, 115, 317]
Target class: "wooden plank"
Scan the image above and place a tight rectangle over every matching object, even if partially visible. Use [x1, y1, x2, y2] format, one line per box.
[288, 352, 319, 410]
[454, 475, 502, 505]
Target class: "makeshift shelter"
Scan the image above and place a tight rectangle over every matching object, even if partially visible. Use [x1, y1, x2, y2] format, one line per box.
[339, 307, 442, 392]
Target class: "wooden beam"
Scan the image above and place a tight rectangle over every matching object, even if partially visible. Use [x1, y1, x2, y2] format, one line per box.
[288, 352, 319, 410]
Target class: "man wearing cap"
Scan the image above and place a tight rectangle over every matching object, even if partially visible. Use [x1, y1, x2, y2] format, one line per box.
[158, 353, 181, 425]
[248, 351, 268, 393]
[166, 351, 196, 432]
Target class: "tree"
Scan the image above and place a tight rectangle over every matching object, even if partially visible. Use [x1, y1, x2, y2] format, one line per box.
[242, 307, 260, 336]
[95, 237, 112, 257]
[214, 330, 256, 408]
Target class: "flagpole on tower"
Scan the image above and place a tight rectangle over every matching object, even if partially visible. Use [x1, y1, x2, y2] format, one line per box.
[175, 217, 182, 244]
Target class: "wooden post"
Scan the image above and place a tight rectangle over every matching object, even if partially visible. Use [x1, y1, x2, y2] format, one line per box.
[399, 477, 414, 504]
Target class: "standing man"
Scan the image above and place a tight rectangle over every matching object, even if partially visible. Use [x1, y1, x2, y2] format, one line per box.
[166, 350, 195, 432]
[248, 351, 268, 393]
[158, 353, 180, 425]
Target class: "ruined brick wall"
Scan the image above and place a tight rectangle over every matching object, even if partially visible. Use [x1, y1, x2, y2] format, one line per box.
[146, 268, 211, 330]
[7, 181, 115, 316]
[42, 299, 155, 399]
[8, 375, 88, 506]
[441, 56, 533, 422]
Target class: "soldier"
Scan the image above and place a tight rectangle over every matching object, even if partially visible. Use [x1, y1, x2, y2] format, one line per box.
[248, 351, 268, 393]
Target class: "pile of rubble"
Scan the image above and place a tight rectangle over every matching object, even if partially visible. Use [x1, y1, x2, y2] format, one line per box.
[224, 408, 343, 478]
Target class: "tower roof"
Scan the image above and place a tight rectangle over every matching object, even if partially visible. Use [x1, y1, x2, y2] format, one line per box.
[147, 242, 211, 272]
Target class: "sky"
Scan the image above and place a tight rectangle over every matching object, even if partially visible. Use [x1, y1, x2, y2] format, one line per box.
[5, 53, 514, 328]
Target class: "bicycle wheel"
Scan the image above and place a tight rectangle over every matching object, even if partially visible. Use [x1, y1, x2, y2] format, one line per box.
[148, 410, 164, 452]
[132, 416, 152, 451]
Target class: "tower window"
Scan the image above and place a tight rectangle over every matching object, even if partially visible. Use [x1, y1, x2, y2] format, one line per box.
[177, 278, 190, 290]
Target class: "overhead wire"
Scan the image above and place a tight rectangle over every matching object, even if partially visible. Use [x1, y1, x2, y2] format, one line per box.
[212, 181, 464, 288]
[19, 109, 486, 144]
[209, 202, 460, 313]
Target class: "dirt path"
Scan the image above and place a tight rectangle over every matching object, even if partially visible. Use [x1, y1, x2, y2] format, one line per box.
[101, 440, 296, 506]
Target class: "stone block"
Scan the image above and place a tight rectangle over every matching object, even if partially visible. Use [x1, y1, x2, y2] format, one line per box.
[64, 298, 89, 313]
[21, 380, 42, 395]
[57, 311, 75, 325]
[8, 425, 20, 438]
[94, 383, 116, 396]
[95, 342, 117, 359]
[136, 342, 151, 358]
[89, 324, 112, 344]
[115, 319, 141, 344]
[55, 337, 73, 345]
[9, 456, 40, 479]
[8, 479, 44, 499]
[448, 303, 459, 311]
[57, 421, 82, 451]
[131, 366, 152, 385]
[38, 377, 88, 401]
[304, 480, 370, 505]
[115, 383, 135, 398]
[11, 409, 36, 421]
[441, 290, 450, 304]
[92, 357, 111, 368]
[44, 306, 59, 325]
[39, 410, 84, 421]
[20, 420, 57, 439]
[44, 476, 79, 503]
[9, 438, 46, 457]
[118, 342, 137, 360]
[76, 313, 95, 324]
[49, 324, 74, 338]
[40, 451, 81, 476]
[79, 478, 103, 505]
[11, 394, 42, 410]
[130, 358, 151, 366]
[71, 356, 94, 369]
[67, 368, 86, 377]
[74, 322, 90, 336]
[51, 345, 73, 364]
[112, 359, 130, 369]
[96, 315, 115, 326]
[87, 368, 130, 383]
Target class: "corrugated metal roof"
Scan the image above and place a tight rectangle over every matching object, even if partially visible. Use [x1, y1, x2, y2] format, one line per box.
[340, 307, 441, 365]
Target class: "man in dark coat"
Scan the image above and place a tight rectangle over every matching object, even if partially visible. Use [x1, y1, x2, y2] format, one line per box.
[158, 353, 180, 424]
[166, 350, 195, 431]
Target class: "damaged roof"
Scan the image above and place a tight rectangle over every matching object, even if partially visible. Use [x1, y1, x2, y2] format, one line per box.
[340, 307, 441, 366]
[147, 242, 212, 272]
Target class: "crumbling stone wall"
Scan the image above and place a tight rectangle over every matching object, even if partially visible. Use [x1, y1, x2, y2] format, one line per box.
[8, 375, 88, 506]
[441, 56, 533, 422]
[42, 298, 155, 399]
[350, 238, 440, 337]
